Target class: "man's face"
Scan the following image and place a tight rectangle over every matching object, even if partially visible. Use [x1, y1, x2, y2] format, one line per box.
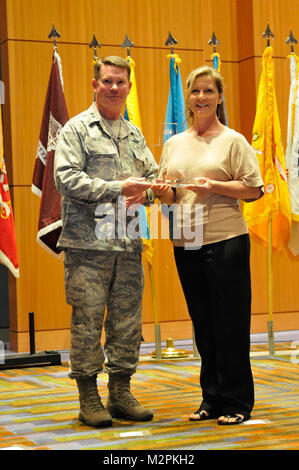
[92, 64, 131, 120]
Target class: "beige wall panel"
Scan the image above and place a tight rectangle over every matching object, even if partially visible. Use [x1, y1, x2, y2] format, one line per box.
[151, 239, 189, 322]
[199, 0, 239, 62]
[142, 240, 189, 324]
[238, 58, 257, 141]
[144, 311, 299, 342]
[236, 0, 255, 61]
[10, 328, 71, 353]
[218, 61, 241, 132]
[5, 0, 203, 49]
[252, 0, 299, 57]
[11, 187, 71, 332]
[251, 311, 299, 334]
[272, 248, 299, 313]
[250, 237, 268, 314]
[0, 0, 8, 42]
[250, 234, 299, 315]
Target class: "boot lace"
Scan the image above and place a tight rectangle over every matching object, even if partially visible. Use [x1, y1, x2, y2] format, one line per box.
[78, 378, 104, 412]
[115, 382, 139, 407]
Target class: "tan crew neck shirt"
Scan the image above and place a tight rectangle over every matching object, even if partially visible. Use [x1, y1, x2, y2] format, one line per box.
[159, 127, 264, 248]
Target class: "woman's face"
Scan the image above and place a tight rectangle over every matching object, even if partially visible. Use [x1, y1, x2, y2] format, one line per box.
[188, 74, 222, 121]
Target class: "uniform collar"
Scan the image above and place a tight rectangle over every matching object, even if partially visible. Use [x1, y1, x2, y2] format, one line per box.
[87, 101, 132, 139]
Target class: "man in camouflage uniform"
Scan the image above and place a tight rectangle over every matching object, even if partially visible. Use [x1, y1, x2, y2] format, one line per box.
[54, 56, 158, 427]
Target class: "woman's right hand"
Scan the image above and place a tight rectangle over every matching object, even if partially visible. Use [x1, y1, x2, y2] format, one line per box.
[151, 183, 175, 204]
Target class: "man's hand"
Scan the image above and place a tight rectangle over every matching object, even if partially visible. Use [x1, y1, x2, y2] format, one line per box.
[125, 191, 147, 208]
[121, 177, 152, 197]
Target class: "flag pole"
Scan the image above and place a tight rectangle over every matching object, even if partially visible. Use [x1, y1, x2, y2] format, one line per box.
[32, 25, 69, 255]
[89, 33, 101, 64]
[89, 33, 101, 102]
[285, 32, 299, 260]
[208, 30, 220, 54]
[48, 24, 61, 51]
[286, 30, 298, 55]
[121, 36, 162, 359]
[148, 259, 162, 359]
[155, 32, 189, 360]
[267, 219, 275, 354]
[263, 24, 275, 355]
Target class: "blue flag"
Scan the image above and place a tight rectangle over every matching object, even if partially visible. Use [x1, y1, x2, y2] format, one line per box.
[163, 54, 187, 144]
[162, 54, 188, 240]
[212, 52, 228, 126]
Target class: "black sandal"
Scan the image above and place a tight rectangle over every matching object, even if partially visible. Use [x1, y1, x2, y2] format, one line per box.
[217, 414, 248, 425]
[189, 409, 217, 421]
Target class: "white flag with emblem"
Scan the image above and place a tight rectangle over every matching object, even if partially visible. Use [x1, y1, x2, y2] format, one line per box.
[286, 53, 299, 257]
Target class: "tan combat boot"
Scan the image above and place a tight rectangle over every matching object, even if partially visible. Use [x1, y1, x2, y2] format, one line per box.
[106, 373, 153, 421]
[76, 375, 112, 427]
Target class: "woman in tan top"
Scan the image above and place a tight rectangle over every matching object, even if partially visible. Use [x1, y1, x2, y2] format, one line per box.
[156, 66, 263, 425]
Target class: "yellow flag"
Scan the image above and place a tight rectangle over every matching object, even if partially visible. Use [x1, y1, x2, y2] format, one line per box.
[243, 47, 291, 252]
[125, 56, 154, 266]
[141, 206, 154, 267]
[125, 56, 143, 132]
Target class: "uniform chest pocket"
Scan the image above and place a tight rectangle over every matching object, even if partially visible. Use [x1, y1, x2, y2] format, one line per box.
[85, 138, 117, 180]
[126, 141, 146, 176]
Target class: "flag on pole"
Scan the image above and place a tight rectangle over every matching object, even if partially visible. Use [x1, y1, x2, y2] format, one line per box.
[0, 105, 19, 277]
[162, 54, 187, 239]
[163, 54, 187, 144]
[124, 56, 154, 266]
[211, 52, 229, 126]
[243, 46, 291, 252]
[0, 106, 3, 174]
[285, 53, 299, 257]
[124, 55, 160, 338]
[32, 50, 69, 255]
[125, 56, 143, 132]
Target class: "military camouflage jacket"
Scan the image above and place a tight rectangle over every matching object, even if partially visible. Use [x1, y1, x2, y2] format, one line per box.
[54, 102, 158, 251]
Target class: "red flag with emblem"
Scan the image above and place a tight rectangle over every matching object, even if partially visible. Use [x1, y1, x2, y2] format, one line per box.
[0, 106, 19, 277]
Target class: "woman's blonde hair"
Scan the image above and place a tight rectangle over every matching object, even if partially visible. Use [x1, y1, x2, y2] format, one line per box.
[185, 65, 226, 126]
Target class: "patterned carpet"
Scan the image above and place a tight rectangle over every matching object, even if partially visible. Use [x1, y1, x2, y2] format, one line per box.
[0, 342, 298, 453]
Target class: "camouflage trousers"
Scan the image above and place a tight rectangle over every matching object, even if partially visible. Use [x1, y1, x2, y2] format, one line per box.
[63, 249, 144, 379]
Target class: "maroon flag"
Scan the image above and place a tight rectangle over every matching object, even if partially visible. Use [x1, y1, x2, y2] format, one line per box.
[32, 51, 68, 255]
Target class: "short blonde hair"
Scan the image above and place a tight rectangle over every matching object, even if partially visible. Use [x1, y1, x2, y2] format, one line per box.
[185, 66, 226, 126]
[94, 56, 131, 80]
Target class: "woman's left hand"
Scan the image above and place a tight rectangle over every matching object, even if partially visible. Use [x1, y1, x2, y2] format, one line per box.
[185, 177, 212, 196]
[186, 178, 263, 201]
